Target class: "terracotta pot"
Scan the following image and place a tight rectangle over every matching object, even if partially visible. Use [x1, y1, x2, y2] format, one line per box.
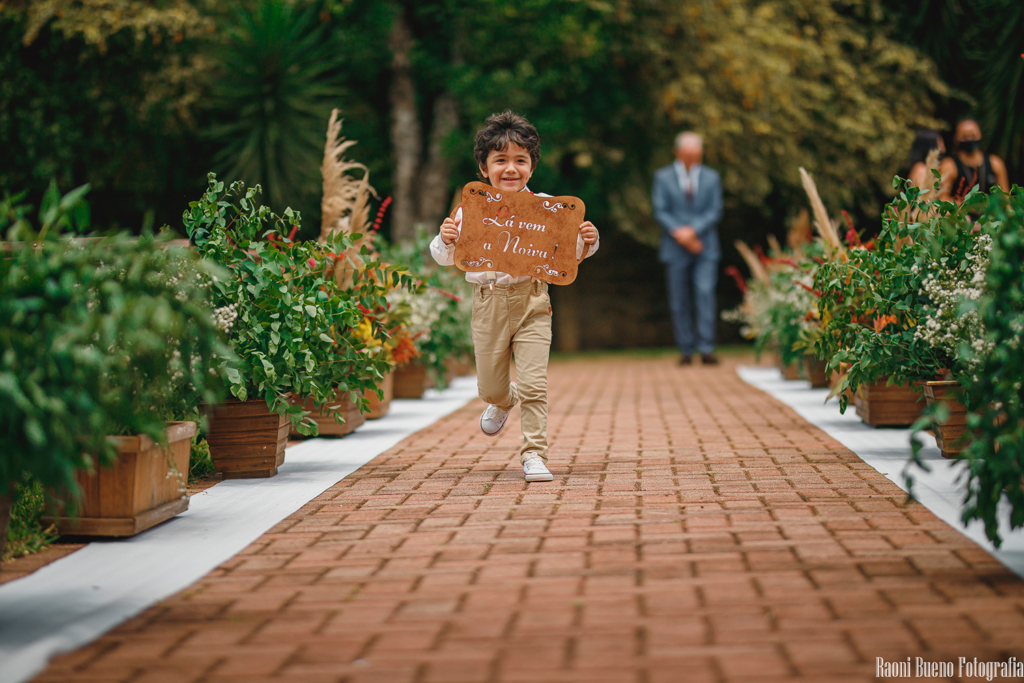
[923, 380, 969, 458]
[290, 389, 366, 437]
[363, 372, 394, 419]
[854, 380, 925, 427]
[205, 399, 288, 478]
[779, 361, 801, 381]
[393, 361, 433, 399]
[803, 356, 830, 389]
[43, 421, 196, 536]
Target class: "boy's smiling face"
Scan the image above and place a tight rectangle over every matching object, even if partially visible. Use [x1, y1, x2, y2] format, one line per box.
[480, 142, 533, 193]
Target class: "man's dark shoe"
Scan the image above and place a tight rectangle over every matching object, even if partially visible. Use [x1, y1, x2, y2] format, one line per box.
[679, 355, 693, 366]
[701, 353, 720, 366]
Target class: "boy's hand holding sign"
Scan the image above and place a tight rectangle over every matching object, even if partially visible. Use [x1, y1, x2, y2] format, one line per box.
[452, 182, 591, 285]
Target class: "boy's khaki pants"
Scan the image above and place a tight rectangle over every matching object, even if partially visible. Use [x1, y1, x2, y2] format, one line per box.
[471, 279, 551, 463]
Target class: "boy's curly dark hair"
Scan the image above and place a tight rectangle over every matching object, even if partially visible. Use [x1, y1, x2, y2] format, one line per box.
[473, 110, 540, 179]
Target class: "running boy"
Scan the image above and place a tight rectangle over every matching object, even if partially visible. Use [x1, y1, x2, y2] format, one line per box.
[429, 110, 600, 482]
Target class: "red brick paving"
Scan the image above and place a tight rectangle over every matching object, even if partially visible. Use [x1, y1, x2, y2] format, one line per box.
[33, 355, 1024, 682]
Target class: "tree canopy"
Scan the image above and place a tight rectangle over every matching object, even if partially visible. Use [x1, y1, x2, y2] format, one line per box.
[1, 0, 1016, 245]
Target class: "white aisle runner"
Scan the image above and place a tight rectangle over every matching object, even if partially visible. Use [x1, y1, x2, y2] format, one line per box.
[738, 366, 1024, 579]
[0, 378, 478, 683]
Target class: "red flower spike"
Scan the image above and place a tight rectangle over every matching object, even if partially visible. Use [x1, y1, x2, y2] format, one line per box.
[777, 258, 800, 269]
[724, 265, 748, 295]
[753, 244, 773, 264]
[841, 210, 855, 232]
[796, 281, 822, 297]
[370, 196, 393, 234]
[288, 225, 298, 241]
[431, 286, 463, 302]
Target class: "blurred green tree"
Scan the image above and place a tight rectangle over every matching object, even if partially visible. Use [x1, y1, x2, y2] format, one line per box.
[3, 0, 953, 252]
[882, 0, 1024, 171]
[0, 1, 211, 229]
[330, 0, 945, 248]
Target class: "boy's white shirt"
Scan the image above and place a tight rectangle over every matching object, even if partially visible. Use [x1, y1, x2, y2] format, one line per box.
[428, 186, 600, 285]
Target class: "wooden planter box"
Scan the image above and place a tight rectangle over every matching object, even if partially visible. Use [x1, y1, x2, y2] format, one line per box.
[803, 356, 830, 389]
[290, 390, 366, 437]
[205, 399, 288, 478]
[854, 380, 925, 427]
[363, 372, 394, 419]
[393, 361, 433, 399]
[43, 421, 195, 537]
[923, 380, 969, 458]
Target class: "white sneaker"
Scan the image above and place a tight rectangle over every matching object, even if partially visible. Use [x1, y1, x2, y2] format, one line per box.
[523, 456, 553, 482]
[480, 382, 516, 437]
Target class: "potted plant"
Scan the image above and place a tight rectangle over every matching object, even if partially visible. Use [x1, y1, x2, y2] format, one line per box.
[919, 187, 1024, 545]
[813, 175, 991, 427]
[353, 311, 416, 418]
[1, 185, 230, 544]
[184, 176, 403, 476]
[377, 228, 475, 394]
[724, 219, 837, 384]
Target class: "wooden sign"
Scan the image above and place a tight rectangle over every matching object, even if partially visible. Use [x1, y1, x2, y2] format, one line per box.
[454, 181, 588, 285]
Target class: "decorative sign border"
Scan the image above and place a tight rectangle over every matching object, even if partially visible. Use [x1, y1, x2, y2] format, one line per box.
[454, 182, 587, 286]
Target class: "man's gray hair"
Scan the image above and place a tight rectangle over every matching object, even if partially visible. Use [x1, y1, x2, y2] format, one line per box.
[674, 131, 703, 150]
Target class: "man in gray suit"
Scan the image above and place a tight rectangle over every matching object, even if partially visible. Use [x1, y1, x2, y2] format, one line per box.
[652, 132, 723, 365]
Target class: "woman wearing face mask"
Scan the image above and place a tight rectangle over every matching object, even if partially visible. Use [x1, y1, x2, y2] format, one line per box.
[905, 129, 946, 192]
[939, 118, 1010, 202]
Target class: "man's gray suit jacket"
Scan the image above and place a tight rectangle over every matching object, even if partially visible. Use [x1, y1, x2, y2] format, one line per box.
[652, 164, 724, 263]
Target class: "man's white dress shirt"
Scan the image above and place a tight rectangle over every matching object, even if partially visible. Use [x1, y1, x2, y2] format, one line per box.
[673, 161, 701, 199]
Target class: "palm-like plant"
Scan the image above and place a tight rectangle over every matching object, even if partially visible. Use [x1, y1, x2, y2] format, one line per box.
[884, 0, 1024, 169]
[972, 0, 1024, 168]
[205, 0, 345, 223]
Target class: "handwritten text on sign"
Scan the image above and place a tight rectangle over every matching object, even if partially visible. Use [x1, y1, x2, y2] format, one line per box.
[453, 181, 588, 285]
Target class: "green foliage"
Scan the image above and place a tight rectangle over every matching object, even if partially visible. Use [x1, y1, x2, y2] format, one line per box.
[908, 188, 1024, 547]
[0, 3, 211, 228]
[3, 481, 58, 561]
[204, 0, 347, 235]
[0, 184, 232, 506]
[619, 0, 946, 240]
[331, 0, 945, 245]
[753, 263, 820, 368]
[183, 175, 410, 433]
[2, 0, 951, 250]
[188, 437, 216, 481]
[813, 180, 993, 410]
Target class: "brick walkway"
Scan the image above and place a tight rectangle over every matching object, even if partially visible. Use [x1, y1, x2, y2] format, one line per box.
[34, 355, 1024, 682]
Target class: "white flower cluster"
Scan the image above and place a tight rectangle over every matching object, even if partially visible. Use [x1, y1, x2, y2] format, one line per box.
[213, 303, 239, 333]
[386, 287, 444, 342]
[914, 234, 992, 370]
[722, 269, 817, 344]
